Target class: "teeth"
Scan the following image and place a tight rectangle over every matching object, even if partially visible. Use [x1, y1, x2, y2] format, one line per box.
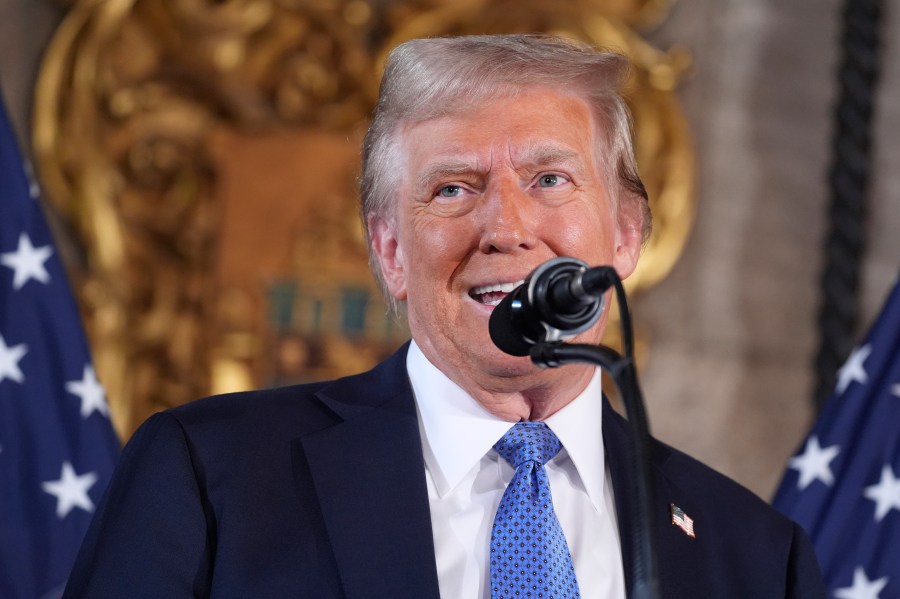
[470, 281, 524, 296]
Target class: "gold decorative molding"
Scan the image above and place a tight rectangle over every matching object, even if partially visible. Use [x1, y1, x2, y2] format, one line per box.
[34, 0, 694, 438]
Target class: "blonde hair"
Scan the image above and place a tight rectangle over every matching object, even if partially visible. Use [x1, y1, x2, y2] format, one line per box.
[360, 34, 650, 307]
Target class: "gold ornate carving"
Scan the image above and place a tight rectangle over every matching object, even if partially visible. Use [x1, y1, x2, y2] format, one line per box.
[34, 0, 694, 438]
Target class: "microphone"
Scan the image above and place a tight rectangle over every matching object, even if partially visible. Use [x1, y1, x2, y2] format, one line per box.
[489, 257, 661, 599]
[488, 257, 616, 356]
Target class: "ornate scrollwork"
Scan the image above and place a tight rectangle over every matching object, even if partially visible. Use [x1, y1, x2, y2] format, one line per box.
[34, 0, 693, 437]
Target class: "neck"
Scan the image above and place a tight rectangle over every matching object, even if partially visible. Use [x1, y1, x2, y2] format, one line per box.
[465, 363, 596, 421]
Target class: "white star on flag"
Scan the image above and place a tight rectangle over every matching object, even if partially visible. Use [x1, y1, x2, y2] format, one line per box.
[66, 364, 109, 418]
[891, 383, 900, 398]
[2, 91, 121, 596]
[834, 567, 889, 599]
[863, 465, 900, 522]
[41, 461, 99, 519]
[0, 333, 28, 384]
[1, 232, 53, 290]
[788, 435, 840, 490]
[836, 344, 872, 394]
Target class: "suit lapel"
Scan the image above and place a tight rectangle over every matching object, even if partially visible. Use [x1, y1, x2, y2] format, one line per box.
[603, 399, 678, 598]
[604, 399, 708, 598]
[298, 348, 441, 599]
[604, 399, 639, 595]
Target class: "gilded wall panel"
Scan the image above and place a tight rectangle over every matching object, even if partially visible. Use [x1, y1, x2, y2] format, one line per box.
[33, 0, 694, 438]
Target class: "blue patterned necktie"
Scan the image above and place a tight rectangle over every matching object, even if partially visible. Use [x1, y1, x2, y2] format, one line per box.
[490, 422, 581, 599]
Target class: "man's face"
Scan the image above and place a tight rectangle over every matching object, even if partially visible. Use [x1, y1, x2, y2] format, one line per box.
[370, 87, 642, 395]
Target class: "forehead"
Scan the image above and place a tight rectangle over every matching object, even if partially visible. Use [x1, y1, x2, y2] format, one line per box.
[398, 88, 601, 173]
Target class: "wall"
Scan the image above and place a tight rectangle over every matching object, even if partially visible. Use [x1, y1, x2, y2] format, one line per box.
[0, 0, 62, 150]
[638, 0, 899, 499]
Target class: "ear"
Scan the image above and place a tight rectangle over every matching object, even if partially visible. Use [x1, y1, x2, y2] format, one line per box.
[612, 195, 645, 280]
[369, 215, 408, 301]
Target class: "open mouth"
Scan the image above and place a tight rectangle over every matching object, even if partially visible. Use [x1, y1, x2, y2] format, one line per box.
[469, 281, 525, 306]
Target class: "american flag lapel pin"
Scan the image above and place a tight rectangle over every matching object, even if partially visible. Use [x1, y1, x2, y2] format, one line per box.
[670, 504, 696, 538]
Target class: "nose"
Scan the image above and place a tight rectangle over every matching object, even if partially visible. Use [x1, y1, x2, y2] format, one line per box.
[478, 181, 538, 254]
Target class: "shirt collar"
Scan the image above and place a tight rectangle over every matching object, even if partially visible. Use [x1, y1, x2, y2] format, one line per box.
[407, 340, 607, 511]
[407, 341, 511, 496]
[544, 369, 607, 512]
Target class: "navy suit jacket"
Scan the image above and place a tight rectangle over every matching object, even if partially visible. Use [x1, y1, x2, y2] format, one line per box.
[65, 344, 825, 598]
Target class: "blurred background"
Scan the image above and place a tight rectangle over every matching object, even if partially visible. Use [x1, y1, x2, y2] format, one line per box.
[1, 0, 897, 503]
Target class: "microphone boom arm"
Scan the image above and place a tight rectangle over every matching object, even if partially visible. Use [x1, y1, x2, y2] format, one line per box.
[529, 271, 660, 599]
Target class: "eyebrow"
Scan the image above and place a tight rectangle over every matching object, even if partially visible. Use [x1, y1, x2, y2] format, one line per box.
[413, 143, 588, 192]
[513, 143, 583, 172]
[414, 159, 484, 192]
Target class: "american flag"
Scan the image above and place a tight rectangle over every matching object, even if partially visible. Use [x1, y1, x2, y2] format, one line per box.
[669, 503, 695, 538]
[0, 96, 119, 596]
[774, 276, 900, 599]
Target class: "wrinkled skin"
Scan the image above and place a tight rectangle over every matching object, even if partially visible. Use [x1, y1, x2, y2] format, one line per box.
[370, 88, 643, 421]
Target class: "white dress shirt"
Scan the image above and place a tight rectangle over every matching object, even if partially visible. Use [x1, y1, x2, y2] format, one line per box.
[406, 341, 626, 599]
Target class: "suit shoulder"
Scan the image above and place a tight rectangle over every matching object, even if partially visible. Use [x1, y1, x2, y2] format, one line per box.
[604, 401, 782, 524]
[654, 438, 795, 531]
[169, 380, 329, 423]
[156, 345, 410, 438]
[649, 439, 825, 596]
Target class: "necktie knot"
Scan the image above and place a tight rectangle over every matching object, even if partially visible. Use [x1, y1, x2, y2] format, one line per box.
[494, 422, 562, 469]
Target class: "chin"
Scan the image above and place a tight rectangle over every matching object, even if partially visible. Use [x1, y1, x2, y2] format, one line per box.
[479, 349, 541, 378]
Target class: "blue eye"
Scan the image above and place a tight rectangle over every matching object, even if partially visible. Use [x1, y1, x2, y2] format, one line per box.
[538, 174, 562, 188]
[437, 185, 463, 198]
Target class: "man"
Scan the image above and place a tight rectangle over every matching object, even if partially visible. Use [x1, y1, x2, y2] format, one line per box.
[64, 35, 825, 598]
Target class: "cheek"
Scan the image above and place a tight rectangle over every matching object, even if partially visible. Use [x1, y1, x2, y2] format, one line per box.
[402, 216, 477, 296]
[411, 215, 476, 260]
[542, 203, 617, 262]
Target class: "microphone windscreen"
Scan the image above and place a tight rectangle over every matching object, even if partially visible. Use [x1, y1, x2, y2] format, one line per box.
[488, 299, 532, 357]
